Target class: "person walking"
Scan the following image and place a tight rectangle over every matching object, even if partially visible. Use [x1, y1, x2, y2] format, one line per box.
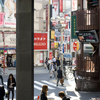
[58, 91, 70, 100]
[52, 56, 56, 65]
[57, 66, 63, 86]
[0, 64, 6, 85]
[50, 62, 55, 78]
[47, 58, 51, 71]
[7, 74, 16, 100]
[56, 57, 60, 70]
[0, 84, 5, 100]
[44, 57, 48, 69]
[40, 85, 48, 100]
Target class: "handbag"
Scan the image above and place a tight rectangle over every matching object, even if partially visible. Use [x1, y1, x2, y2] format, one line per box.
[60, 78, 64, 84]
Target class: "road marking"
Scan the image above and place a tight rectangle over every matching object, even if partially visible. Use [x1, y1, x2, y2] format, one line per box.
[34, 81, 55, 89]
[41, 80, 65, 89]
[34, 85, 41, 90]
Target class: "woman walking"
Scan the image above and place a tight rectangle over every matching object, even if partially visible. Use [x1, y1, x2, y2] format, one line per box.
[40, 85, 48, 100]
[7, 74, 16, 100]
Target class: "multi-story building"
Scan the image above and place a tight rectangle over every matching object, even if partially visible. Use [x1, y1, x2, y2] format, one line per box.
[72, 0, 100, 91]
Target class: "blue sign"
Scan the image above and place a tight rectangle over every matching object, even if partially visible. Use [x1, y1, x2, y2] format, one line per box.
[63, 54, 72, 58]
[63, 44, 64, 53]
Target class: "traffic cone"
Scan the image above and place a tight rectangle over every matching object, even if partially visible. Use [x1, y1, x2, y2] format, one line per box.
[37, 95, 40, 100]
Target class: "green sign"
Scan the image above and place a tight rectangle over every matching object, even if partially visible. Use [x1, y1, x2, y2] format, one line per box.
[71, 15, 77, 39]
[0, 50, 4, 52]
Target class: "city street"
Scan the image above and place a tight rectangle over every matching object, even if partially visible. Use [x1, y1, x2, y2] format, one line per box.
[1, 67, 100, 100]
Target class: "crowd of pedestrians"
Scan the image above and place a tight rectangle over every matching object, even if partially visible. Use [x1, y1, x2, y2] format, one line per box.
[0, 65, 16, 100]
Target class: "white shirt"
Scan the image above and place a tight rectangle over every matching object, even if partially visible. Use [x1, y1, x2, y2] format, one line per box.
[51, 65, 54, 71]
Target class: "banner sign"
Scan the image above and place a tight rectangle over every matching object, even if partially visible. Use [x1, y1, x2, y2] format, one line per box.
[51, 42, 54, 48]
[71, 15, 77, 39]
[0, 34, 3, 46]
[60, 0, 63, 12]
[51, 30, 55, 39]
[49, 51, 52, 60]
[55, 29, 61, 36]
[34, 33, 47, 50]
[75, 30, 99, 43]
[52, 0, 59, 27]
[39, 51, 44, 63]
[63, 54, 72, 58]
[72, 0, 77, 11]
[54, 36, 61, 43]
[73, 41, 79, 51]
[0, 0, 16, 28]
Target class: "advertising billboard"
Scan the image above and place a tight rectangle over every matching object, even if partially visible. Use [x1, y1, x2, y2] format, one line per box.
[34, 33, 47, 50]
[0, 0, 16, 28]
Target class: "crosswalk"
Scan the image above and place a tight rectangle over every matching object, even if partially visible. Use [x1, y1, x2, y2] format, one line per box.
[34, 80, 66, 91]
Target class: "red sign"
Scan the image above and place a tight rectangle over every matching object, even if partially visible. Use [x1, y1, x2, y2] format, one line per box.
[46, 5, 48, 32]
[34, 33, 47, 50]
[73, 41, 79, 51]
[49, 51, 52, 60]
[60, 0, 63, 12]
[51, 42, 54, 48]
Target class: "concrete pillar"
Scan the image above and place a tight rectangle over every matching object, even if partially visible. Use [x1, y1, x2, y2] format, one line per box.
[16, 0, 33, 100]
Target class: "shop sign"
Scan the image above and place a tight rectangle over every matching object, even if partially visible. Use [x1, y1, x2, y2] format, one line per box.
[55, 29, 61, 36]
[63, 54, 72, 58]
[34, 33, 47, 50]
[51, 30, 55, 39]
[72, 0, 77, 11]
[75, 30, 99, 43]
[51, 42, 54, 48]
[49, 51, 52, 60]
[39, 51, 43, 63]
[54, 43, 58, 48]
[71, 15, 77, 39]
[59, 0, 63, 12]
[73, 41, 79, 51]
[64, 29, 70, 36]
[4, 34, 16, 47]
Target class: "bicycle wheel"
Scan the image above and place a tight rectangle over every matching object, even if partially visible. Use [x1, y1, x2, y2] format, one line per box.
[67, 72, 74, 79]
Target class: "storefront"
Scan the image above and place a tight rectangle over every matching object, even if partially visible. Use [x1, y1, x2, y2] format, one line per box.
[34, 32, 48, 67]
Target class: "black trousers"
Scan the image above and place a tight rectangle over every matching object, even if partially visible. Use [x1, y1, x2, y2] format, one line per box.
[8, 88, 14, 100]
[0, 75, 3, 85]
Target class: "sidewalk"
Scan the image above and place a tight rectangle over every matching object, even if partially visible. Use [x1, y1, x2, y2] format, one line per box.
[50, 78, 100, 100]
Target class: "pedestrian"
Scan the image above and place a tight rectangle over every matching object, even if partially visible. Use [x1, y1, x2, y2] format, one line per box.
[47, 58, 51, 71]
[56, 57, 60, 70]
[40, 85, 48, 100]
[0, 64, 6, 85]
[58, 91, 70, 100]
[50, 62, 55, 78]
[44, 57, 48, 69]
[52, 56, 56, 65]
[7, 74, 16, 100]
[57, 66, 64, 86]
[0, 84, 5, 100]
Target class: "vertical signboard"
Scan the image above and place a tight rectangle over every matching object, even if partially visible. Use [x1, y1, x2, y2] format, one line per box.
[72, 0, 77, 11]
[59, 0, 63, 12]
[39, 51, 44, 63]
[52, 0, 59, 26]
[0, 0, 16, 28]
[49, 51, 52, 60]
[71, 15, 77, 39]
[46, 4, 48, 32]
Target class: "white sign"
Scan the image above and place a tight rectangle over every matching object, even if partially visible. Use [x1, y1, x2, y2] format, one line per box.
[72, 0, 77, 11]
[5, 34, 16, 47]
[0, 34, 3, 46]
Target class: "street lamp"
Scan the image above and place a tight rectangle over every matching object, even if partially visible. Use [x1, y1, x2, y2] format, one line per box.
[51, 15, 70, 78]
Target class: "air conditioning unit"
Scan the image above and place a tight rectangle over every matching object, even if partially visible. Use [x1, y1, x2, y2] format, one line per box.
[43, 20, 46, 23]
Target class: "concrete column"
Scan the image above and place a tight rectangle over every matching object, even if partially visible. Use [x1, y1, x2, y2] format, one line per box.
[16, 0, 33, 100]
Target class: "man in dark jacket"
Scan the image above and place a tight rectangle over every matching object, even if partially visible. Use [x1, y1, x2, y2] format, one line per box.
[0, 85, 5, 100]
[57, 66, 63, 86]
[56, 57, 60, 69]
[58, 91, 70, 100]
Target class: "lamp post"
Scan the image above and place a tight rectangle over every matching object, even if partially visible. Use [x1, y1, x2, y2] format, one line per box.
[51, 15, 70, 78]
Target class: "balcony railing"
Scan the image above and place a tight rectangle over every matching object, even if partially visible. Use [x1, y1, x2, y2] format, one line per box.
[75, 9, 99, 31]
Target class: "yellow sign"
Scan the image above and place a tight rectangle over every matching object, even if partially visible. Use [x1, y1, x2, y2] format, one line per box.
[51, 30, 55, 39]
[54, 43, 58, 48]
